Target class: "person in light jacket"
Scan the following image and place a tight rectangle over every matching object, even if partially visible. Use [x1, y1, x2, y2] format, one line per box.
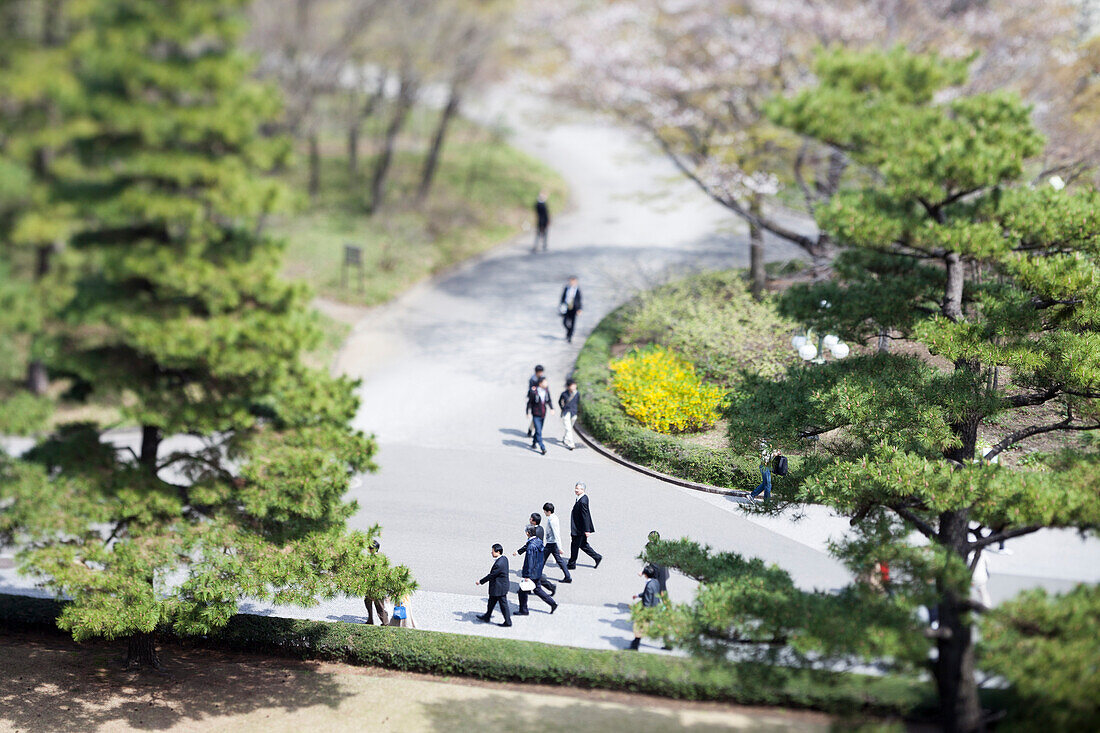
[559, 379, 580, 450]
[543, 502, 572, 583]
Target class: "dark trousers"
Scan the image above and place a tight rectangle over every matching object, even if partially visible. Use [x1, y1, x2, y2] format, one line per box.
[518, 578, 557, 612]
[531, 415, 546, 451]
[544, 541, 572, 581]
[569, 533, 602, 566]
[485, 594, 511, 624]
[563, 310, 577, 341]
[533, 225, 548, 251]
[364, 596, 388, 625]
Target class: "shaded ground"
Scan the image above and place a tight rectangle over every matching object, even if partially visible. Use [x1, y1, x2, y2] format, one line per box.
[0, 631, 837, 732]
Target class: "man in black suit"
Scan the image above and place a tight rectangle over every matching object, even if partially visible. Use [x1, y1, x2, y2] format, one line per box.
[476, 544, 512, 627]
[517, 526, 558, 615]
[560, 276, 582, 343]
[568, 482, 603, 569]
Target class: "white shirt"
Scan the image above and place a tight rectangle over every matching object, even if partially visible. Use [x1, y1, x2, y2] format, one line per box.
[564, 285, 578, 309]
[545, 514, 560, 544]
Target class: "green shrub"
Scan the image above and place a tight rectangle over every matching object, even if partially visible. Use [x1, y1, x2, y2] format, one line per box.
[620, 271, 796, 386]
[610, 345, 724, 433]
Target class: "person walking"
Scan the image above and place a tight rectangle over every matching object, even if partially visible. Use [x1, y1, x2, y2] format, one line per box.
[362, 540, 389, 626]
[388, 592, 416, 629]
[559, 379, 580, 450]
[515, 515, 556, 595]
[644, 531, 670, 596]
[527, 376, 553, 455]
[972, 552, 992, 609]
[568, 482, 602, 569]
[476, 544, 512, 627]
[516, 526, 558, 615]
[749, 441, 775, 503]
[629, 564, 662, 650]
[543, 502, 572, 583]
[559, 276, 582, 342]
[533, 191, 550, 252]
[526, 365, 545, 438]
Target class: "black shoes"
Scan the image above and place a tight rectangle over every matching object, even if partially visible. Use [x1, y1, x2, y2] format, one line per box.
[593, 556, 602, 569]
[566, 563, 576, 570]
[550, 604, 558, 614]
[629, 638, 641, 650]
[527, 428, 533, 437]
[476, 614, 491, 623]
[499, 621, 512, 627]
[540, 447, 547, 455]
[559, 577, 572, 583]
[547, 585, 557, 596]
[515, 610, 530, 616]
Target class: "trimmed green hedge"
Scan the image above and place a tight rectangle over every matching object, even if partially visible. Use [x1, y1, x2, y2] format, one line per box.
[0, 592, 929, 716]
[575, 306, 804, 491]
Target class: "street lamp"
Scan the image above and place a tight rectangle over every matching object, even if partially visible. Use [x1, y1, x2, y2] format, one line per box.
[792, 300, 849, 364]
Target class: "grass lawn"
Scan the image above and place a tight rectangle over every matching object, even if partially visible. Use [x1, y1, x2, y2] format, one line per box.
[0, 631, 843, 732]
[274, 112, 567, 308]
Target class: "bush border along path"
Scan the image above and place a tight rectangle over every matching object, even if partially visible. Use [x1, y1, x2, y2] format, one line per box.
[574, 305, 799, 494]
[0, 593, 928, 717]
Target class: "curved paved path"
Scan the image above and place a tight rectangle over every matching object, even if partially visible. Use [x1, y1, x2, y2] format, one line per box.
[3, 86, 1098, 654]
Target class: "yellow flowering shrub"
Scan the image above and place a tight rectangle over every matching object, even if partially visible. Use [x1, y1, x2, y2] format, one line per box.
[610, 345, 724, 434]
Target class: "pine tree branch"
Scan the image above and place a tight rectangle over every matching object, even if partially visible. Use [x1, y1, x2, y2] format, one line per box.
[889, 504, 937, 540]
[984, 420, 1100, 461]
[971, 524, 1043, 550]
[1006, 386, 1062, 408]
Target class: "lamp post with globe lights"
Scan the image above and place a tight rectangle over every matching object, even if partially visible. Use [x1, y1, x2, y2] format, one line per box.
[791, 300, 849, 365]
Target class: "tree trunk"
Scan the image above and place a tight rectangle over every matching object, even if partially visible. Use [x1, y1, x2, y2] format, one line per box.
[943, 251, 965, 321]
[935, 510, 984, 732]
[126, 631, 161, 669]
[308, 132, 321, 199]
[417, 84, 461, 202]
[25, 361, 48, 395]
[140, 425, 161, 472]
[877, 328, 890, 353]
[367, 75, 417, 214]
[748, 193, 766, 300]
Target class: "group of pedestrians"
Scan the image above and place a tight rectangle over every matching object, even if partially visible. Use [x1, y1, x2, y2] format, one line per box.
[525, 364, 581, 454]
[475, 482, 603, 626]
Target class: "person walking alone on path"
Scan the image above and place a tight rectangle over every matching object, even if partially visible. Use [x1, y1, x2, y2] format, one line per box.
[568, 482, 602, 569]
[476, 544, 512, 627]
[533, 190, 550, 252]
[629, 564, 662, 650]
[527, 376, 553, 455]
[516, 526, 558, 615]
[526, 365, 545, 438]
[543, 502, 572, 583]
[559, 379, 580, 450]
[644, 531, 670, 596]
[749, 441, 775, 503]
[362, 540, 389, 626]
[559, 276, 582, 342]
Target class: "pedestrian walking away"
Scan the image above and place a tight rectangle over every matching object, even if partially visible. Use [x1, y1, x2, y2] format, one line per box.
[362, 540, 389, 625]
[533, 190, 550, 252]
[543, 502, 572, 582]
[516, 526, 558, 615]
[559, 275, 583, 342]
[568, 482, 602, 569]
[629, 564, 662, 650]
[476, 543, 513, 627]
[515, 515, 556, 595]
[559, 379, 580, 450]
[388, 592, 416, 629]
[527, 376, 553, 455]
[526, 364, 545, 437]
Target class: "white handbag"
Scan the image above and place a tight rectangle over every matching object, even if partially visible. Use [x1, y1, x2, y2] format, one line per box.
[519, 578, 536, 592]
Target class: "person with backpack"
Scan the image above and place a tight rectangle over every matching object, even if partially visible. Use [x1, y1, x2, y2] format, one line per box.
[527, 376, 553, 455]
[749, 442, 782, 503]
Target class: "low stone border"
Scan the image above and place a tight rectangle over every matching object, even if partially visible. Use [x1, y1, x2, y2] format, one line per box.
[574, 422, 749, 500]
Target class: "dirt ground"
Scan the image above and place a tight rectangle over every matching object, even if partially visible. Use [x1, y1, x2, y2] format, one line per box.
[0, 631, 839, 732]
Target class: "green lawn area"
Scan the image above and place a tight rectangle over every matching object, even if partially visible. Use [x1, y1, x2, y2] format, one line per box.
[274, 112, 567, 307]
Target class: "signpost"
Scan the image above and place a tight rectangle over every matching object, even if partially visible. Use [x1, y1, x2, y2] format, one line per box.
[342, 243, 364, 293]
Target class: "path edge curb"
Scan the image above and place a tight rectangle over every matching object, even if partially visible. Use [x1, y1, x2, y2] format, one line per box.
[574, 422, 749, 499]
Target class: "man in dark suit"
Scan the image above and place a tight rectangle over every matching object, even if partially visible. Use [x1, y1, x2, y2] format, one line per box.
[568, 482, 603, 569]
[515, 513, 556, 594]
[527, 376, 553, 455]
[533, 191, 550, 252]
[476, 544, 512, 627]
[516, 526, 557, 615]
[560, 276, 582, 343]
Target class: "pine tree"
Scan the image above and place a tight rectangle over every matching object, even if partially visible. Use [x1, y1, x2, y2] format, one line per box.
[0, 0, 414, 667]
[640, 48, 1100, 732]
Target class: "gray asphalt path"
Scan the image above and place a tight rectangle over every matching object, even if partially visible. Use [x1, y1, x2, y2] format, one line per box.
[3, 86, 1098, 655]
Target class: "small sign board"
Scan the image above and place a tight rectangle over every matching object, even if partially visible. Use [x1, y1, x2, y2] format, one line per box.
[342, 243, 365, 292]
